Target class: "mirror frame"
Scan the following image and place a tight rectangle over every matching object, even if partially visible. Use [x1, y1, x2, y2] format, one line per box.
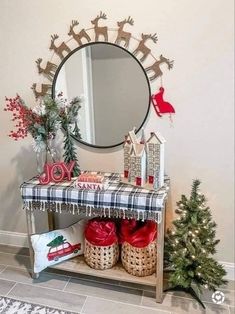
[32, 12, 174, 149]
[51, 41, 151, 149]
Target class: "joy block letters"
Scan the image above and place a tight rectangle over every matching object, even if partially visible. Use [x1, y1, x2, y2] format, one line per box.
[39, 161, 75, 184]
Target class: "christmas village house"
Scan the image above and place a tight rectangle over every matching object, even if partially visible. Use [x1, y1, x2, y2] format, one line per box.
[123, 129, 138, 179]
[123, 130, 165, 189]
[146, 132, 165, 189]
[129, 144, 147, 186]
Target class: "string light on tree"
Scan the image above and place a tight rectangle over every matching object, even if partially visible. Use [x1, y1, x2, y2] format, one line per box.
[164, 179, 227, 309]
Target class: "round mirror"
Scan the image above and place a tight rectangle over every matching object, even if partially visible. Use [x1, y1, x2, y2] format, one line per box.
[52, 42, 151, 148]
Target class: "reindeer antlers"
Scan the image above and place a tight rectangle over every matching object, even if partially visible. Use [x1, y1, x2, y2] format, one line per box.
[151, 33, 158, 42]
[51, 34, 59, 42]
[97, 11, 107, 19]
[35, 58, 42, 65]
[124, 16, 134, 25]
[141, 33, 158, 43]
[168, 60, 174, 69]
[71, 20, 79, 27]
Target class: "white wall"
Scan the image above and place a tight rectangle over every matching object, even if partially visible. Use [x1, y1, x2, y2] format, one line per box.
[0, 0, 234, 266]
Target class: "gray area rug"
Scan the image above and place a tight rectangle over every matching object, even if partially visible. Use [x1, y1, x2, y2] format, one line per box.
[0, 296, 76, 314]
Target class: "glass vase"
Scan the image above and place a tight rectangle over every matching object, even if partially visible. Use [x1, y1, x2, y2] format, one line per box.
[36, 139, 58, 175]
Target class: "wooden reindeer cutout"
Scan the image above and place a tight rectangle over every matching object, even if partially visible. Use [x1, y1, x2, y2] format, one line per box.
[115, 16, 134, 48]
[133, 33, 158, 62]
[68, 20, 91, 46]
[31, 83, 52, 99]
[50, 34, 71, 60]
[91, 12, 108, 41]
[35, 58, 57, 82]
[145, 55, 174, 81]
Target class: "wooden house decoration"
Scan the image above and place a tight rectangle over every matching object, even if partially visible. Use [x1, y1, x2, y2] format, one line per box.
[146, 132, 165, 189]
[123, 130, 165, 189]
[129, 144, 147, 186]
[123, 128, 138, 179]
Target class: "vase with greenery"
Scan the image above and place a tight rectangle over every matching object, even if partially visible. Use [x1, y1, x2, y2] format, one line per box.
[4, 94, 82, 176]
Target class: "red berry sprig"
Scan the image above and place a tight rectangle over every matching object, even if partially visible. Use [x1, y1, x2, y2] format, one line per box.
[4, 95, 42, 141]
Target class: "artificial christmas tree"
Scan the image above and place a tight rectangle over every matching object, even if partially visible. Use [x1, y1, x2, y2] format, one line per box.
[164, 180, 227, 308]
[60, 97, 82, 177]
[63, 126, 80, 177]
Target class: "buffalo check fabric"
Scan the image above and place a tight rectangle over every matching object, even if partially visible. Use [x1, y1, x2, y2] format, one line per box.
[21, 172, 169, 223]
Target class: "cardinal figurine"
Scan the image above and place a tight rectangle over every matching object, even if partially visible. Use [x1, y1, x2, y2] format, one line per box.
[151, 87, 175, 117]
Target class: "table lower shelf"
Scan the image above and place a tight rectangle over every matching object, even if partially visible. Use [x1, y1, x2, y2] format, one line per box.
[52, 255, 157, 286]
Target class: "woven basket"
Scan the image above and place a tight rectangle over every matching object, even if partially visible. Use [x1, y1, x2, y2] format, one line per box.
[84, 239, 119, 270]
[121, 241, 157, 277]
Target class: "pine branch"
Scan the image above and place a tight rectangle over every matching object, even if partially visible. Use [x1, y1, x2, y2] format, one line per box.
[73, 121, 82, 139]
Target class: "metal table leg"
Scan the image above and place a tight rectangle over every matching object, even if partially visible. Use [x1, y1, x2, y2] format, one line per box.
[26, 209, 39, 279]
[156, 205, 166, 302]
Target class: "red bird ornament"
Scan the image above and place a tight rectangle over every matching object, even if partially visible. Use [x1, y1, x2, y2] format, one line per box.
[151, 87, 175, 117]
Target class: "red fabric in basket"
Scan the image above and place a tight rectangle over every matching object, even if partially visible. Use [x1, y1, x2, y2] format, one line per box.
[119, 219, 157, 248]
[85, 219, 118, 246]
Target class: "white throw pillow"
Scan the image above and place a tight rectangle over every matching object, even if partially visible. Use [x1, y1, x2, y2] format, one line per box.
[31, 219, 86, 273]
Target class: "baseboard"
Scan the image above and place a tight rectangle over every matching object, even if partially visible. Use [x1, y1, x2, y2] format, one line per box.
[220, 261, 235, 281]
[0, 230, 28, 247]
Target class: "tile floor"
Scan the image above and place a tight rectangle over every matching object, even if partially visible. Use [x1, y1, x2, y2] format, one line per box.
[0, 245, 234, 314]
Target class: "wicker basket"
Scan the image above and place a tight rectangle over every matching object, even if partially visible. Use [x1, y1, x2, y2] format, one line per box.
[121, 241, 157, 277]
[84, 239, 119, 270]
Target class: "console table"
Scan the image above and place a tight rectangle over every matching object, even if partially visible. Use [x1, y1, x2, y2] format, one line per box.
[21, 172, 169, 303]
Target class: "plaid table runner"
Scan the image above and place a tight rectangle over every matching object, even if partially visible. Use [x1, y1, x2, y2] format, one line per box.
[21, 172, 169, 223]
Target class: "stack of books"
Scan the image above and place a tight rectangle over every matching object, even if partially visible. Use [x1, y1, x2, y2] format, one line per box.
[74, 173, 108, 190]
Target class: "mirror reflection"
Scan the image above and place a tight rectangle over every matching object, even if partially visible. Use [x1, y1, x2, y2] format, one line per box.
[54, 43, 150, 147]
